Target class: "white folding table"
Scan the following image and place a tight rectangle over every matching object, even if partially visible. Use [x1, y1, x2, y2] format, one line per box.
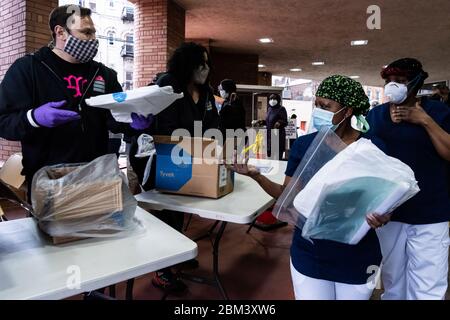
[135, 159, 287, 299]
[0, 207, 198, 300]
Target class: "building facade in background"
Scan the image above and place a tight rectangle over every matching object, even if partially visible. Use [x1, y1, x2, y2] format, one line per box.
[60, 0, 135, 90]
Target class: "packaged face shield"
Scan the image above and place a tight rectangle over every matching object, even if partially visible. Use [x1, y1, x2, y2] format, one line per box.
[86, 86, 183, 123]
[273, 128, 420, 245]
[135, 134, 156, 186]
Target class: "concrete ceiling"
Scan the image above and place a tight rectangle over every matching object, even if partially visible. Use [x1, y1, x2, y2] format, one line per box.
[177, 0, 450, 86]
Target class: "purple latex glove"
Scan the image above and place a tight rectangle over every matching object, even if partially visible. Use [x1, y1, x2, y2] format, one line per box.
[131, 112, 154, 130]
[33, 100, 81, 128]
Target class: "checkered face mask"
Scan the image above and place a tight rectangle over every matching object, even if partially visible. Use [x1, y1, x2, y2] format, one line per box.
[63, 34, 99, 63]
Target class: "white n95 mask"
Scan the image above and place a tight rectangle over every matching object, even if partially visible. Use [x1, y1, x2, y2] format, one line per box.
[269, 99, 278, 107]
[384, 82, 408, 105]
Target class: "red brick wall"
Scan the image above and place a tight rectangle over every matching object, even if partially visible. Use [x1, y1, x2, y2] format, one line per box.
[25, 0, 58, 53]
[133, 0, 185, 88]
[0, 0, 57, 161]
[0, 0, 27, 81]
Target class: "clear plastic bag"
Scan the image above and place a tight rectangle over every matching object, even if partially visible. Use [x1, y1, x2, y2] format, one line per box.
[31, 154, 141, 239]
[273, 128, 420, 245]
[135, 134, 156, 186]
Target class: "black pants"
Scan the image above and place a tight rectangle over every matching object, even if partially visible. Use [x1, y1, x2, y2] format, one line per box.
[152, 209, 185, 276]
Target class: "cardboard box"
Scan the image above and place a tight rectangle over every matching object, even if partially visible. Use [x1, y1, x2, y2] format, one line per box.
[154, 136, 234, 199]
[0, 153, 28, 217]
[0, 179, 31, 216]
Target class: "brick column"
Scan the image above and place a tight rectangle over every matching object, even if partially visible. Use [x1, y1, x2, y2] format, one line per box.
[132, 0, 185, 88]
[0, 0, 57, 161]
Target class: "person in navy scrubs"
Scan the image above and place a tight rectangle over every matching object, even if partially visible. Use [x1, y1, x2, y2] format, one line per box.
[367, 58, 450, 300]
[232, 75, 390, 300]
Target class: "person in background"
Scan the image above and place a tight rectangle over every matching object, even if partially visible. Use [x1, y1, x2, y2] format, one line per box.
[155, 42, 219, 136]
[0, 5, 152, 198]
[288, 114, 299, 149]
[218, 79, 246, 136]
[367, 58, 450, 300]
[129, 42, 219, 294]
[232, 75, 390, 300]
[266, 94, 288, 160]
[431, 84, 450, 108]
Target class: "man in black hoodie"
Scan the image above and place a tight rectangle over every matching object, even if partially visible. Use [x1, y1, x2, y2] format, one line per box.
[0, 5, 152, 195]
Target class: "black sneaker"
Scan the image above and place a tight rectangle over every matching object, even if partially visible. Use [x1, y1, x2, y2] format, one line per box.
[152, 272, 187, 294]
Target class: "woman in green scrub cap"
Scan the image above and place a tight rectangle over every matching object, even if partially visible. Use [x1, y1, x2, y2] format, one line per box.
[232, 75, 390, 300]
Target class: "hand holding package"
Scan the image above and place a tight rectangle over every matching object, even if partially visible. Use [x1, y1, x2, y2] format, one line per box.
[293, 138, 419, 244]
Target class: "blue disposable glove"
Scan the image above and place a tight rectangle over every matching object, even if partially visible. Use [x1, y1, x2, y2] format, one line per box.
[32, 100, 80, 128]
[131, 112, 154, 130]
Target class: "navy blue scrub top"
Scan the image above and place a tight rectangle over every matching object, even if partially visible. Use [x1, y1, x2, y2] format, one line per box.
[366, 98, 450, 225]
[286, 132, 383, 285]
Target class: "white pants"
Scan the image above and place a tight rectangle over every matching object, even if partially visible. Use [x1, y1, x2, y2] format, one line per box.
[290, 261, 375, 300]
[376, 221, 449, 300]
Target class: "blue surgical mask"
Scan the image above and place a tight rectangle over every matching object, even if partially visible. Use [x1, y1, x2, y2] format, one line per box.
[312, 106, 346, 131]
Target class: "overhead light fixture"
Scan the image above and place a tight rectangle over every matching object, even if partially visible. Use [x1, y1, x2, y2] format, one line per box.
[350, 75, 360, 79]
[259, 38, 274, 44]
[258, 64, 266, 68]
[351, 40, 368, 46]
[312, 61, 325, 66]
[290, 68, 302, 72]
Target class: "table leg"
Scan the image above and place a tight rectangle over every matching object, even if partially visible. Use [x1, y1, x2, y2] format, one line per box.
[126, 278, 134, 300]
[83, 291, 115, 300]
[193, 220, 220, 242]
[212, 221, 229, 300]
[109, 285, 116, 298]
[180, 221, 229, 300]
[246, 219, 256, 234]
[184, 213, 193, 232]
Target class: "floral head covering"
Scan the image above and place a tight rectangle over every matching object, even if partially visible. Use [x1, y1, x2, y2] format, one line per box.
[316, 75, 370, 116]
[316, 75, 371, 132]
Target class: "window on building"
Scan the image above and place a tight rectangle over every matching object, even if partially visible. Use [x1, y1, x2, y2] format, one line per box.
[107, 31, 115, 45]
[89, 1, 96, 12]
[126, 71, 133, 81]
[121, 34, 134, 57]
[109, 0, 115, 7]
[126, 35, 134, 45]
[367, 88, 372, 100]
